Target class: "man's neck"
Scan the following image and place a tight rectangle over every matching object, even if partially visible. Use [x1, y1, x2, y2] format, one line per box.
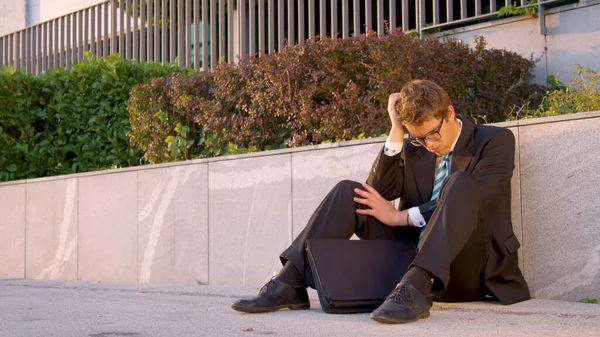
[447, 118, 463, 154]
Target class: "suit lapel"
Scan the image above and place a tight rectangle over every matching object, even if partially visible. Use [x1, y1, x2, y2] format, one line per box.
[451, 117, 476, 174]
[411, 146, 436, 203]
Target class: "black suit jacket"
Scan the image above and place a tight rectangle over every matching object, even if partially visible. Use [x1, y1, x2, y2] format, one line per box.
[366, 117, 530, 304]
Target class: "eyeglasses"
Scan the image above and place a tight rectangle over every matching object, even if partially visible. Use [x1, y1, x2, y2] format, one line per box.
[407, 117, 444, 147]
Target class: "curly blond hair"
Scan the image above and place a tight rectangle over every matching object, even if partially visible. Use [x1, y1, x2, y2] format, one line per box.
[395, 80, 451, 125]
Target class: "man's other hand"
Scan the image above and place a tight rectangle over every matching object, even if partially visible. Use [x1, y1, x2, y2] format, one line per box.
[354, 183, 408, 227]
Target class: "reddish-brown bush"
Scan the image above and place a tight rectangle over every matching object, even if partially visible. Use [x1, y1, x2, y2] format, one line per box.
[129, 31, 540, 164]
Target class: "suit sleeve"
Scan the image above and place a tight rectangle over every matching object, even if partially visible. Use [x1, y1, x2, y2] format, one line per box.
[418, 200, 437, 224]
[366, 144, 405, 201]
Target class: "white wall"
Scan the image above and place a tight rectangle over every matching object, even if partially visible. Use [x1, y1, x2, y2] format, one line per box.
[0, 0, 105, 36]
[0, 0, 26, 37]
[545, 3, 600, 82]
[26, 0, 105, 24]
[435, 1, 600, 85]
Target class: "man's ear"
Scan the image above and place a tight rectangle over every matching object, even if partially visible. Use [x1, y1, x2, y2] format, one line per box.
[448, 106, 456, 120]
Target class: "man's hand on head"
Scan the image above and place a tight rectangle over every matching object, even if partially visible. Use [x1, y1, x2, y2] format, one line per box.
[353, 183, 409, 227]
[387, 93, 407, 143]
[387, 93, 403, 129]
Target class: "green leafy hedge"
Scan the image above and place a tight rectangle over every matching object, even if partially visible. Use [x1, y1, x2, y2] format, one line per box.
[511, 65, 600, 119]
[0, 54, 187, 182]
[129, 32, 541, 164]
[2, 32, 560, 181]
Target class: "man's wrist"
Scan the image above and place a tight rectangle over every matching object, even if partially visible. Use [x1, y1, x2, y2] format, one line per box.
[387, 126, 405, 144]
[392, 210, 405, 227]
[390, 124, 405, 134]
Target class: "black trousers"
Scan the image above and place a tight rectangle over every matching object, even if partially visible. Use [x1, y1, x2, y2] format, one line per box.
[279, 171, 490, 302]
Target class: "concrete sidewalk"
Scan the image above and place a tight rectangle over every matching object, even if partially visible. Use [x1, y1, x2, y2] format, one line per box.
[1, 280, 599, 337]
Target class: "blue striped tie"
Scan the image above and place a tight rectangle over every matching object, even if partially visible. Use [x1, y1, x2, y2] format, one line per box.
[431, 152, 451, 201]
[418, 152, 452, 248]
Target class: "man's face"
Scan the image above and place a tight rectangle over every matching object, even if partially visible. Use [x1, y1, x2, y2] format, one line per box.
[403, 107, 459, 157]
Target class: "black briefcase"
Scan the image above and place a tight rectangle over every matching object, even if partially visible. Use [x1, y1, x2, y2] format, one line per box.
[305, 239, 417, 314]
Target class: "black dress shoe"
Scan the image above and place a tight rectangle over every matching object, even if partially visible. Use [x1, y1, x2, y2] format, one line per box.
[370, 282, 432, 324]
[231, 277, 310, 313]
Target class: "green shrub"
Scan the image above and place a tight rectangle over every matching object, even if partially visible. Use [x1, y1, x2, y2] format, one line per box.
[511, 65, 600, 119]
[0, 67, 44, 181]
[497, 0, 539, 18]
[0, 53, 187, 182]
[128, 72, 217, 163]
[581, 297, 598, 304]
[129, 32, 540, 164]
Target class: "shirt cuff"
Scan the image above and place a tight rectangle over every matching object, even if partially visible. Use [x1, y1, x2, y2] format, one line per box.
[384, 139, 403, 157]
[408, 207, 427, 228]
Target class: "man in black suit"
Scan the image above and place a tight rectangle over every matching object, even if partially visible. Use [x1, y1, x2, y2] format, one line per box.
[231, 80, 530, 323]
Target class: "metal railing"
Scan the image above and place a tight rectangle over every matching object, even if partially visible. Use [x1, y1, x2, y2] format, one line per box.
[0, 0, 573, 74]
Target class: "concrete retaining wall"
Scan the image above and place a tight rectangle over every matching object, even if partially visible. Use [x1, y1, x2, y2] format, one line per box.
[1, 111, 600, 301]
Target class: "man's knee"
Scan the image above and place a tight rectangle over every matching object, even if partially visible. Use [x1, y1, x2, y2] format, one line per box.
[439, 171, 480, 201]
[445, 171, 476, 189]
[326, 180, 363, 205]
[332, 179, 362, 193]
